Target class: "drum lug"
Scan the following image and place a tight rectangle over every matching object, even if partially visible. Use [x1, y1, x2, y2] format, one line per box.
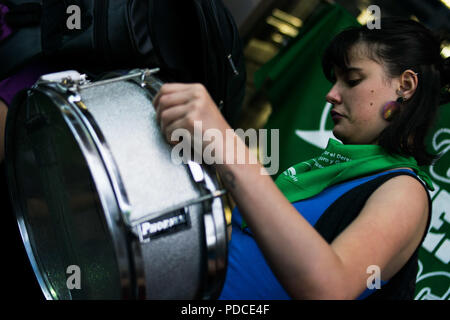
[37, 70, 88, 85]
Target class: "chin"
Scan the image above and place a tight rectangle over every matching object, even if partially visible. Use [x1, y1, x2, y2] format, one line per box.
[332, 128, 348, 144]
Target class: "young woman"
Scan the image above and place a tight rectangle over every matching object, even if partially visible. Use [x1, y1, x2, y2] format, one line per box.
[153, 18, 450, 299]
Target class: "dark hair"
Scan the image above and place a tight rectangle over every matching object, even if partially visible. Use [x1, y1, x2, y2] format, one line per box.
[322, 17, 450, 166]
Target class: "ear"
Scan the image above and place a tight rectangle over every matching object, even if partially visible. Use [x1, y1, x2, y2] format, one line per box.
[398, 69, 419, 100]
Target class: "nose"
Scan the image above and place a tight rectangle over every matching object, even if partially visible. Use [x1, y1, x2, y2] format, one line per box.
[325, 84, 342, 105]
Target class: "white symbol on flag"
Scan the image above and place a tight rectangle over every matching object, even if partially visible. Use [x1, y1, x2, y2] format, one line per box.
[295, 102, 340, 149]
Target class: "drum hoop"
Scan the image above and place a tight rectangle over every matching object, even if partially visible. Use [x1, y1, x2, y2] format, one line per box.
[5, 104, 54, 299]
[5, 88, 66, 300]
[29, 85, 135, 299]
[67, 94, 134, 225]
[199, 166, 228, 299]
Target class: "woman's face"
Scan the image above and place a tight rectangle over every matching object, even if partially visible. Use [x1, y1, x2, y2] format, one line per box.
[325, 44, 401, 145]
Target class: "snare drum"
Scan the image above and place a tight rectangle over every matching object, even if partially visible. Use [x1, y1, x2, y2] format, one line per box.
[5, 69, 228, 299]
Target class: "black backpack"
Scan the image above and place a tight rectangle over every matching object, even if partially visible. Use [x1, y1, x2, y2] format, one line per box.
[0, 0, 246, 127]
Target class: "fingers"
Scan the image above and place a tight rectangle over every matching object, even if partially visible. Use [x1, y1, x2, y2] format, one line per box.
[159, 102, 190, 136]
[152, 83, 198, 109]
[163, 117, 189, 146]
[155, 90, 193, 124]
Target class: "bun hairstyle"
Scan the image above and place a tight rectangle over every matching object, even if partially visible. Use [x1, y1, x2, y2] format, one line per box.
[322, 17, 450, 166]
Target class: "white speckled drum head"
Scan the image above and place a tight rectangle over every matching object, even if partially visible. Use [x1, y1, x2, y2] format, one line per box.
[81, 80, 201, 223]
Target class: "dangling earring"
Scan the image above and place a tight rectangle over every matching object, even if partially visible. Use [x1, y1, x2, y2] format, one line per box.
[382, 96, 404, 121]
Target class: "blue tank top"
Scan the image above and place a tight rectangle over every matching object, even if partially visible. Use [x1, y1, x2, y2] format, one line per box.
[218, 169, 415, 300]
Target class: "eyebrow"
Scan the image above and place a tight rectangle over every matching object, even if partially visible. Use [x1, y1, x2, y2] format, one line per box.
[345, 67, 363, 72]
[334, 66, 363, 79]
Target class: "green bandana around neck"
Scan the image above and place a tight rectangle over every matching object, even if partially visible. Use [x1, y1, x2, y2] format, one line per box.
[241, 138, 434, 229]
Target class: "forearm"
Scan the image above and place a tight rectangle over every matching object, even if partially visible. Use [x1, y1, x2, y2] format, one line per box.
[215, 132, 348, 299]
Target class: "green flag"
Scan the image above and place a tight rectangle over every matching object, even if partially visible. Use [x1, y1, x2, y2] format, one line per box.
[415, 103, 450, 300]
[254, 2, 449, 299]
[254, 3, 360, 178]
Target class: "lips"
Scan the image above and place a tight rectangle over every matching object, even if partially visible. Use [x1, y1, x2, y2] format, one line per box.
[330, 110, 344, 119]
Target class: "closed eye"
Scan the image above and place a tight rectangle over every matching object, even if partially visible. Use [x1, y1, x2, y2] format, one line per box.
[346, 79, 362, 87]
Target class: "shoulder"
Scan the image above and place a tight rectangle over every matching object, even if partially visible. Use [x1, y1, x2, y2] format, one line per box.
[365, 173, 429, 215]
[329, 172, 430, 284]
[315, 170, 430, 242]
[337, 170, 429, 224]
[360, 173, 429, 254]
[358, 173, 430, 279]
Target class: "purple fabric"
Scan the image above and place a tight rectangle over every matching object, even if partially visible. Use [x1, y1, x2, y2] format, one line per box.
[0, 4, 61, 107]
[0, 4, 12, 41]
[0, 62, 62, 106]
